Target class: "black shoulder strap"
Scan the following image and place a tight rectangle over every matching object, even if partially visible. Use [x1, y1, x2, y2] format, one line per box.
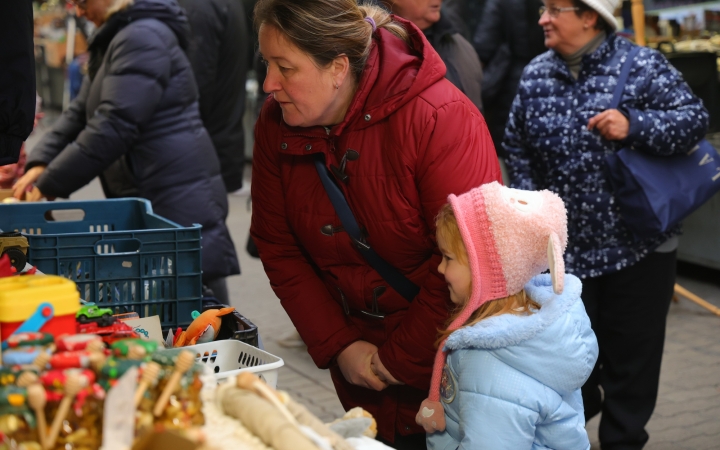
[314, 154, 420, 302]
[611, 46, 642, 109]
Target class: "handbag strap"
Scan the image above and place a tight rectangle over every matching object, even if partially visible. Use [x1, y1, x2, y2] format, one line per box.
[610, 46, 642, 109]
[314, 154, 421, 303]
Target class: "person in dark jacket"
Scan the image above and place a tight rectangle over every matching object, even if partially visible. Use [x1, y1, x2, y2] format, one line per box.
[13, 0, 240, 300]
[473, 0, 546, 157]
[504, 0, 708, 448]
[177, 0, 249, 193]
[382, 0, 483, 112]
[0, 0, 35, 166]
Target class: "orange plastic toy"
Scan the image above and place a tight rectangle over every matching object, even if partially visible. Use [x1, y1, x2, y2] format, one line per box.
[174, 307, 235, 347]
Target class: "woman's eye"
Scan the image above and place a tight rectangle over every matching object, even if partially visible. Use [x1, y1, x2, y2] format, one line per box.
[279, 66, 290, 73]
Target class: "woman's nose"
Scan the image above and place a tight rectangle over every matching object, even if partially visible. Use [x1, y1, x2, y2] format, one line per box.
[539, 11, 550, 26]
[263, 68, 280, 94]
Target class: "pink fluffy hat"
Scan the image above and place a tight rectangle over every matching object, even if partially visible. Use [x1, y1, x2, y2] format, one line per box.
[416, 181, 568, 432]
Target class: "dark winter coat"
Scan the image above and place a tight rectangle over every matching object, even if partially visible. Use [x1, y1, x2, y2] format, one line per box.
[250, 17, 502, 441]
[27, 0, 239, 281]
[504, 34, 708, 279]
[424, 13, 483, 112]
[473, 0, 546, 151]
[0, 0, 35, 165]
[177, 0, 249, 192]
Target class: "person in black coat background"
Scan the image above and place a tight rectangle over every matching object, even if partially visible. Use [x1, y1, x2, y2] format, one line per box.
[13, 0, 240, 302]
[1, 0, 35, 166]
[177, 0, 249, 194]
[473, 0, 546, 158]
[382, 0, 483, 112]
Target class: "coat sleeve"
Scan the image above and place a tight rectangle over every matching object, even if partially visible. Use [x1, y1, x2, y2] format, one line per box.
[377, 100, 502, 390]
[35, 24, 170, 198]
[250, 105, 364, 369]
[620, 48, 709, 156]
[503, 83, 540, 190]
[26, 79, 89, 171]
[0, 0, 35, 165]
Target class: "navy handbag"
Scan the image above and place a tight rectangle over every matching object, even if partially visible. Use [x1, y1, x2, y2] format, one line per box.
[605, 46, 720, 239]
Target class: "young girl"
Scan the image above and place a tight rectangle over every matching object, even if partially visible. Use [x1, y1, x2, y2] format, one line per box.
[416, 181, 598, 449]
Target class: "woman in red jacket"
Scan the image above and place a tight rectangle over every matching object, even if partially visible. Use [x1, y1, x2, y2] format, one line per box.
[250, 0, 501, 447]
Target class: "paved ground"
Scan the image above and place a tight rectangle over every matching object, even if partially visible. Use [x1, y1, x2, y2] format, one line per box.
[25, 115, 720, 449]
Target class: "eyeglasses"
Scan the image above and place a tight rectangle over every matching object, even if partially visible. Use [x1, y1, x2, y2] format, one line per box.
[68, 0, 87, 9]
[539, 5, 580, 18]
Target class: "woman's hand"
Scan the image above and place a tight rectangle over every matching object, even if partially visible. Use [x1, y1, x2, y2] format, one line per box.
[370, 352, 404, 385]
[336, 341, 388, 391]
[587, 109, 630, 141]
[12, 165, 46, 200]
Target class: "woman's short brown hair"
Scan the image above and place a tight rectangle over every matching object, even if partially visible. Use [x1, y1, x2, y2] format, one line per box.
[254, 0, 408, 78]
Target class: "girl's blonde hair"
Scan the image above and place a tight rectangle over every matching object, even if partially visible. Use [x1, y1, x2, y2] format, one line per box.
[253, 0, 409, 79]
[434, 203, 541, 347]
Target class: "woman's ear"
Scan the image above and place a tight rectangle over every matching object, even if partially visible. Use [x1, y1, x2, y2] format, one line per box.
[547, 232, 565, 294]
[583, 10, 599, 29]
[331, 54, 351, 88]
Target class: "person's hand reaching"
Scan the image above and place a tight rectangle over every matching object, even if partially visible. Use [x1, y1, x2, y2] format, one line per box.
[12, 165, 46, 200]
[336, 340, 388, 391]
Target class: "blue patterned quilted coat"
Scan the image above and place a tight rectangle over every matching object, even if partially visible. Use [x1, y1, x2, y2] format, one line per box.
[504, 34, 708, 278]
[427, 274, 598, 450]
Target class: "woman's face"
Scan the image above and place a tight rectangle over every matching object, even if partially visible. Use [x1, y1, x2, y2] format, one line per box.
[437, 234, 472, 306]
[539, 0, 598, 55]
[389, 0, 442, 31]
[75, 0, 113, 27]
[259, 24, 348, 128]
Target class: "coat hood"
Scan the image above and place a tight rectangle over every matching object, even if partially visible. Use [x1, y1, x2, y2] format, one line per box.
[445, 274, 598, 395]
[89, 0, 190, 57]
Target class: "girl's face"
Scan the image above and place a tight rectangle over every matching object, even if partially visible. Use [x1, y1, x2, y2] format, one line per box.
[258, 24, 348, 128]
[437, 234, 472, 305]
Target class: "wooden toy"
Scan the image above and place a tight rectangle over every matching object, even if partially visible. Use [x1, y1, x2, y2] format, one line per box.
[152, 350, 194, 417]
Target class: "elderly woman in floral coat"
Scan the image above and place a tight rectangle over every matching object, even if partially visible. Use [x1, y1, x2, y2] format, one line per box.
[504, 0, 708, 449]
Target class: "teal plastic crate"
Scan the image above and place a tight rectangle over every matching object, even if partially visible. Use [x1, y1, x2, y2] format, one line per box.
[0, 198, 202, 329]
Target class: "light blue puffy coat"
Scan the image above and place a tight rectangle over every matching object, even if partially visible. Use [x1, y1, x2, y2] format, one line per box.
[427, 274, 598, 449]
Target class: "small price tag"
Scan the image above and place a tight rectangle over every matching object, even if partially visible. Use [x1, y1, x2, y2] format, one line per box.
[102, 366, 137, 450]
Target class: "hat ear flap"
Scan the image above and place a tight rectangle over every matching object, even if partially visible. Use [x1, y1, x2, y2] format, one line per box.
[547, 232, 565, 294]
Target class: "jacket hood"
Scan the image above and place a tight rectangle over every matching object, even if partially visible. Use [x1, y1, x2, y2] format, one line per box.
[89, 0, 190, 52]
[279, 15, 446, 138]
[445, 274, 598, 395]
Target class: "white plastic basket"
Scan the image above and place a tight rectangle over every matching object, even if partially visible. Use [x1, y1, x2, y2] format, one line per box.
[186, 339, 284, 388]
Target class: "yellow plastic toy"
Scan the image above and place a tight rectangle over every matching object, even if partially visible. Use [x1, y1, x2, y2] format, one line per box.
[174, 307, 235, 347]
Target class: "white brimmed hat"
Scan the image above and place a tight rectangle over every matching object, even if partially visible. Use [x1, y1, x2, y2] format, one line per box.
[580, 0, 620, 30]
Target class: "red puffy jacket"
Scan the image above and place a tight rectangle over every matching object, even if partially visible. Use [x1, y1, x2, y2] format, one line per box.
[251, 18, 501, 442]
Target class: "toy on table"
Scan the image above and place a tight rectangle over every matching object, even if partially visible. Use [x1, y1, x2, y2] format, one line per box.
[152, 350, 194, 416]
[76, 302, 115, 328]
[2, 333, 54, 368]
[110, 338, 158, 360]
[173, 307, 235, 347]
[26, 383, 48, 450]
[133, 361, 160, 408]
[0, 276, 79, 342]
[45, 371, 87, 449]
[0, 232, 28, 273]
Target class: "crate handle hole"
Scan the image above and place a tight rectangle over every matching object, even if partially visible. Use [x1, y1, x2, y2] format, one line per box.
[44, 209, 86, 222]
[94, 239, 141, 255]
